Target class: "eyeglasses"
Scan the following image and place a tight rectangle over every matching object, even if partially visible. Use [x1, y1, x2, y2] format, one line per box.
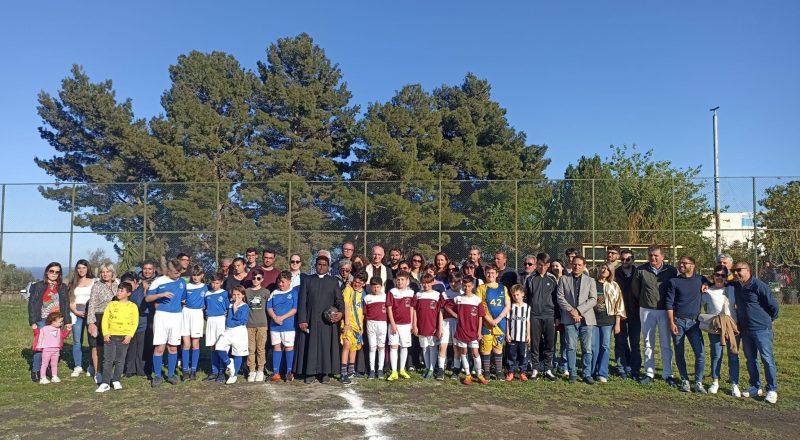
[253, 277, 263, 281]
[622, 258, 633, 262]
[733, 268, 746, 273]
[412, 259, 422, 263]
[290, 260, 301, 264]
[47, 269, 61, 274]
[525, 262, 535, 267]
[714, 273, 726, 277]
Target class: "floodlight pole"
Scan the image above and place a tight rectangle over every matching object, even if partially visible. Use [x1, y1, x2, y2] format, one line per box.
[711, 106, 721, 256]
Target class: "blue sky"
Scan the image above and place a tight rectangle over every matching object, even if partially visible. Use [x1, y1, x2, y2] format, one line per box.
[1, 0, 798, 266]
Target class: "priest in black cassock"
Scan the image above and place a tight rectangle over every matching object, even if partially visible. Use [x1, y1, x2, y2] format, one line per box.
[295, 254, 344, 383]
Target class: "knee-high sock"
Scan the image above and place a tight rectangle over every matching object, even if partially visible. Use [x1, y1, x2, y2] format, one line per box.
[167, 352, 178, 377]
[399, 347, 408, 371]
[460, 354, 470, 374]
[233, 356, 243, 375]
[284, 350, 295, 373]
[377, 347, 385, 371]
[453, 354, 461, 371]
[217, 350, 229, 371]
[474, 355, 483, 375]
[428, 347, 438, 370]
[494, 355, 503, 376]
[369, 347, 377, 371]
[273, 350, 283, 374]
[422, 347, 431, 370]
[181, 349, 190, 372]
[210, 351, 219, 374]
[152, 354, 163, 377]
[390, 348, 398, 372]
[191, 349, 200, 372]
[482, 354, 490, 375]
[438, 355, 446, 370]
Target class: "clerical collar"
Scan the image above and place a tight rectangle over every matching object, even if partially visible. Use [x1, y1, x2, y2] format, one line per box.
[317, 274, 325, 278]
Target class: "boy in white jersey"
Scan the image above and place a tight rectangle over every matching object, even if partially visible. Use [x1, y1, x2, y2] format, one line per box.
[181, 265, 207, 381]
[413, 273, 444, 380]
[386, 271, 414, 381]
[506, 284, 531, 381]
[439, 271, 462, 380]
[364, 276, 388, 379]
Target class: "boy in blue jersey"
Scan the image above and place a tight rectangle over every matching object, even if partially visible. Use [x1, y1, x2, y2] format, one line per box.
[181, 265, 207, 381]
[215, 285, 250, 384]
[475, 265, 511, 382]
[267, 271, 300, 382]
[203, 273, 229, 381]
[145, 258, 188, 387]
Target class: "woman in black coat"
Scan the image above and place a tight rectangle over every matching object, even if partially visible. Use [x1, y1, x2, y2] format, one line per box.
[27, 262, 71, 382]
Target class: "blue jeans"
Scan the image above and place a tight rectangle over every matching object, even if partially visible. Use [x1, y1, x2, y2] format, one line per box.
[741, 328, 778, 392]
[672, 317, 705, 383]
[564, 322, 593, 379]
[614, 317, 641, 377]
[72, 307, 86, 368]
[32, 320, 45, 373]
[708, 333, 740, 384]
[591, 325, 613, 379]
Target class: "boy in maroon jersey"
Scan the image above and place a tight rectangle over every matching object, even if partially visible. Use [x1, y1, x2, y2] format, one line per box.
[387, 271, 415, 381]
[444, 276, 488, 385]
[412, 273, 444, 379]
[364, 276, 387, 379]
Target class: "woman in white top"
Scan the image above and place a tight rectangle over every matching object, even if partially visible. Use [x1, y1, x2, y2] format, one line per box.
[702, 264, 740, 397]
[67, 259, 95, 377]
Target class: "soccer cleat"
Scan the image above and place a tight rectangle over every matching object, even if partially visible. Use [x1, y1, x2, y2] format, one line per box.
[51, 376, 61, 383]
[166, 375, 179, 385]
[505, 372, 514, 381]
[71, 366, 83, 378]
[519, 372, 529, 382]
[765, 391, 778, 404]
[151, 376, 163, 388]
[95, 383, 111, 393]
[386, 371, 399, 381]
[476, 375, 489, 385]
[398, 369, 411, 379]
[462, 374, 473, 385]
[544, 370, 556, 381]
[286, 372, 294, 382]
[247, 372, 256, 382]
[112, 381, 122, 390]
[731, 384, 742, 398]
[708, 381, 719, 394]
[694, 382, 707, 394]
[39, 377, 50, 385]
[679, 379, 691, 393]
[742, 386, 763, 398]
[215, 375, 226, 384]
[182, 370, 191, 382]
[203, 373, 218, 382]
[226, 359, 235, 377]
[270, 373, 282, 382]
[226, 375, 238, 385]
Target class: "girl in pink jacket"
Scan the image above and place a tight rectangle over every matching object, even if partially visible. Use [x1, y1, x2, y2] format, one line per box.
[36, 312, 70, 384]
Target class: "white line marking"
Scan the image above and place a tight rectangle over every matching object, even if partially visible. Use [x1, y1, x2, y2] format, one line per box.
[332, 388, 393, 440]
[266, 385, 290, 436]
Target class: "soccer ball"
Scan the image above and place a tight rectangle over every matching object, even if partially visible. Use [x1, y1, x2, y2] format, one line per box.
[323, 307, 343, 324]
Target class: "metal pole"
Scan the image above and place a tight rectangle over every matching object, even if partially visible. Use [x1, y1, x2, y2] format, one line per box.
[363, 181, 368, 257]
[0, 184, 5, 263]
[752, 177, 759, 275]
[711, 107, 722, 256]
[591, 179, 596, 264]
[142, 182, 148, 262]
[671, 177, 677, 262]
[68, 184, 76, 268]
[514, 180, 519, 271]
[215, 182, 220, 265]
[288, 181, 292, 257]
[438, 180, 443, 252]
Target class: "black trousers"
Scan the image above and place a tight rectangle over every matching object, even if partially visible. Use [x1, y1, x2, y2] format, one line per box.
[103, 336, 130, 384]
[530, 317, 555, 371]
[124, 330, 146, 376]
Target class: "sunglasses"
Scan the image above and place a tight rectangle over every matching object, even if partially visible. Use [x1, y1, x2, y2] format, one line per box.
[525, 262, 535, 266]
[733, 268, 746, 273]
[622, 257, 633, 262]
[290, 260, 301, 264]
[253, 277, 263, 281]
[714, 273, 726, 277]
[412, 259, 422, 262]
[48, 269, 61, 274]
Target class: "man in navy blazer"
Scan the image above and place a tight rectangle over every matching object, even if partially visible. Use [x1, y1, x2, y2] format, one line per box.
[557, 255, 598, 384]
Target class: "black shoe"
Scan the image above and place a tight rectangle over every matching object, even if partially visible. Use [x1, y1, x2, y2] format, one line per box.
[341, 375, 352, 385]
[151, 376, 163, 388]
[31, 371, 40, 383]
[665, 377, 678, 388]
[215, 375, 226, 384]
[434, 369, 444, 381]
[166, 375, 179, 385]
[182, 370, 190, 382]
[584, 376, 595, 385]
[320, 375, 330, 384]
[189, 371, 197, 381]
[304, 376, 316, 384]
[203, 373, 218, 382]
[569, 377, 577, 384]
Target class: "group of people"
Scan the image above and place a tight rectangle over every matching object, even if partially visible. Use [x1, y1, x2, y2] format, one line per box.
[26, 243, 781, 404]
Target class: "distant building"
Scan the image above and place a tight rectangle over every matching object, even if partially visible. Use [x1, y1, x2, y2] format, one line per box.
[702, 212, 760, 247]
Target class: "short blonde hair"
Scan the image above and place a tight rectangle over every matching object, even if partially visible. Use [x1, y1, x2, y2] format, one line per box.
[98, 262, 117, 279]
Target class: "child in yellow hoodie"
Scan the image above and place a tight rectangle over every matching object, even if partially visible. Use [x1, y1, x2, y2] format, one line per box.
[97, 282, 139, 393]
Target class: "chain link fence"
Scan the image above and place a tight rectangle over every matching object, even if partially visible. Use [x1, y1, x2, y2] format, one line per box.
[2, 177, 799, 295]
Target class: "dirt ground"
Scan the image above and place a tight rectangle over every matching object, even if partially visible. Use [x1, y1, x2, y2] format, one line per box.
[1, 377, 796, 440]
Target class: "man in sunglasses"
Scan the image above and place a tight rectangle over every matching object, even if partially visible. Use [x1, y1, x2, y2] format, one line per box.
[614, 249, 641, 380]
[518, 255, 537, 286]
[731, 262, 780, 404]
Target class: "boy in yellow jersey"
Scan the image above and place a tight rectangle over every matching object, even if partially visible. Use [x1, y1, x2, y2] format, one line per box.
[340, 270, 367, 384]
[96, 282, 139, 392]
[475, 265, 511, 381]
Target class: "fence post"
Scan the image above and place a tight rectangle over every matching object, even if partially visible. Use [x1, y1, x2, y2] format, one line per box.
[363, 181, 368, 257]
[288, 181, 293, 257]
[0, 184, 5, 263]
[752, 177, 759, 274]
[514, 180, 519, 270]
[215, 181, 220, 265]
[672, 177, 677, 262]
[591, 179, 596, 263]
[67, 184, 76, 269]
[438, 180, 443, 252]
[142, 182, 148, 262]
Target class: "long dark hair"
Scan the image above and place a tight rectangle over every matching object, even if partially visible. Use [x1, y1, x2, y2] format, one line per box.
[68, 259, 94, 304]
[43, 262, 64, 288]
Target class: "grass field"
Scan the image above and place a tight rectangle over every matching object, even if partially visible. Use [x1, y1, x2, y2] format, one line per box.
[1, 297, 798, 439]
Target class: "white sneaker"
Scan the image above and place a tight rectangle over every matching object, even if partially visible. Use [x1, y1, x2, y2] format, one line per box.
[226, 359, 235, 377]
[86, 370, 92, 377]
[226, 375, 238, 385]
[112, 381, 122, 390]
[765, 391, 778, 404]
[742, 386, 763, 398]
[247, 372, 256, 382]
[598, 376, 608, 383]
[731, 384, 742, 398]
[71, 366, 83, 377]
[708, 381, 719, 394]
[255, 371, 264, 382]
[530, 370, 539, 379]
[51, 376, 61, 383]
[39, 377, 50, 385]
[94, 373, 103, 384]
[95, 383, 111, 393]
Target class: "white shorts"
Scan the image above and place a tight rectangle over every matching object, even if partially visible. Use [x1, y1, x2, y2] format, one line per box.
[205, 316, 226, 347]
[439, 318, 457, 345]
[418, 335, 438, 349]
[366, 320, 388, 348]
[270, 330, 296, 347]
[454, 337, 479, 349]
[181, 308, 204, 338]
[215, 326, 249, 356]
[153, 311, 182, 346]
[388, 323, 412, 348]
